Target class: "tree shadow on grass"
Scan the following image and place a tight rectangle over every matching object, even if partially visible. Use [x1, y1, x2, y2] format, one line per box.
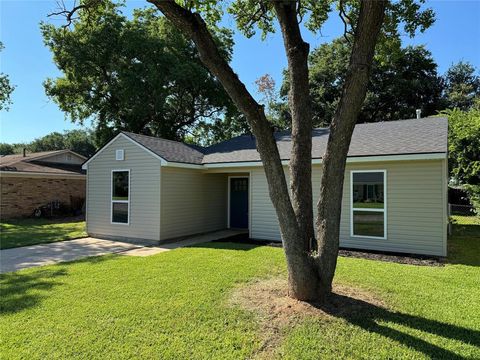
[0, 256, 116, 315]
[314, 293, 479, 360]
[0, 268, 68, 314]
[189, 241, 263, 252]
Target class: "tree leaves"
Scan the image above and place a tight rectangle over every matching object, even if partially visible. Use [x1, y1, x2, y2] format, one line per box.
[41, 2, 240, 144]
[0, 42, 15, 111]
[445, 108, 480, 186]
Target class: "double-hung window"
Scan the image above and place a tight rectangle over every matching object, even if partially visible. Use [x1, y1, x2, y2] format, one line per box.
[351, 170, 386, 239]
[111, 170, 129, 224]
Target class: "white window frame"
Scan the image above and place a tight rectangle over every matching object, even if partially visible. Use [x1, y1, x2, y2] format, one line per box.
[111, 169, 130, 225]
[116, 149, 124, 161]
[350, 169, 387, 240]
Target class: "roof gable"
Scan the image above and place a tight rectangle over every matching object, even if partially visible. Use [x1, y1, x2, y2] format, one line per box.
[122, 132, 205, 164]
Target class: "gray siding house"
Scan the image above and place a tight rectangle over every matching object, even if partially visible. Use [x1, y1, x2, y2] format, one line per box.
[82, 117, 448, 256]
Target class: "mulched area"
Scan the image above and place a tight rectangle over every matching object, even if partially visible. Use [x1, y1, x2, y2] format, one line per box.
[338, 249, 444, 266]
[215, 234, 445, 267]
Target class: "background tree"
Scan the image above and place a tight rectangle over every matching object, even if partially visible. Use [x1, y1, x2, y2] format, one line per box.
[255, 74, 290, 129]
[445, 108, 480, 186]
[188, 114, 250, 146]
[281, 40, 445, 126]
[0, 143, 15, 155]
[58, 0, 434, 303]
[42, 2, 242, 145]
[444, 61, 480, 111]
[0, 42, 15, 111]
[28, 129, 97, 157]
[1, 129, 96, 157]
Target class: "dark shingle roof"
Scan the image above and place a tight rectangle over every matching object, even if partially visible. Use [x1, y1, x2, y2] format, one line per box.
[122, 132, 205, 164]
[122, 117, 448, 165]
[203, 117, 447, 164]
[0, 150, 85, 175]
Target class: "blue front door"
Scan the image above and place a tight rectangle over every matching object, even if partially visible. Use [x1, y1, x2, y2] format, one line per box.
[230, 178, 249, 229]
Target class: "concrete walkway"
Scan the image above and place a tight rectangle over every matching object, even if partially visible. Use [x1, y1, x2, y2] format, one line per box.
[0, 229, 246, 273]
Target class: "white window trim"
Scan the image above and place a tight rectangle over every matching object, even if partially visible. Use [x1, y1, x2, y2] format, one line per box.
[227, 175, 250, 229]
[111, 169, 130, 225]
[116, 149, 124, 161]
[350, 169, 387, 240]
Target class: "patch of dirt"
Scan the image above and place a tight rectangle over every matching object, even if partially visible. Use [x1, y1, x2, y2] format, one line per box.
[215, 235, 444, 266]
[229, 278, 386, 359]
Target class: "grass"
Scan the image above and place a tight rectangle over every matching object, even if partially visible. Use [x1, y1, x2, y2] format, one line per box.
[0, 218, 478, 359]
[353, 202, 384, 209]
[0, 218, 86, 249]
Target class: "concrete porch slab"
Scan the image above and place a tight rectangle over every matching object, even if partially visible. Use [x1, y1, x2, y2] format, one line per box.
[120, 229, 248, 256]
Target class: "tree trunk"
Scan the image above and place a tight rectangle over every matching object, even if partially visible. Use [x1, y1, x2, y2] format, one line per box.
[274, 1, 319, 300]
[149, 0, 387, 303]
[274, 1, 315, 251]
[316, 0, 387, 295]
[147, 1, 306, 277]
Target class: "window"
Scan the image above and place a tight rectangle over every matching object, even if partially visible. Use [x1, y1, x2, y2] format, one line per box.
[116, 149, 124, 161]
[111, 170, 129, 224]
[351, 171, 386, 239]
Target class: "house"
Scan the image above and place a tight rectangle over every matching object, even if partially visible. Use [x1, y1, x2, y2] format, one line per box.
[0, 150, 86, 219]
[82, 117, 448, 256]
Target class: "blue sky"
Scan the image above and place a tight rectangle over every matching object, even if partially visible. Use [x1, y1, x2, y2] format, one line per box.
[1, 0, 479, 144]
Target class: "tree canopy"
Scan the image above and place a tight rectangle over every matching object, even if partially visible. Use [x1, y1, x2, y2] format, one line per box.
[444, 61, 480, 111]
[0, 42, 15, 111]
[41, 2, 243, 145]
[280, 40, 445, 126]
[0, 129, 96, 157]
[446, 108, 480, 186]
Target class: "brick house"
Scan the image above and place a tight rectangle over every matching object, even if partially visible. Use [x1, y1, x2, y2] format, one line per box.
[0, 150, 86, 219]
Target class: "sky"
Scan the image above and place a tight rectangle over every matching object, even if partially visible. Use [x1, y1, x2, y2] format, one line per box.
[1, 0, 479, 144]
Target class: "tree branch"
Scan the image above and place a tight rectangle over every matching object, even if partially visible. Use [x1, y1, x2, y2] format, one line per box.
[316, 0, 387, 291]
[273, 0, 315, 253]
[48, 0, 101, 27]
[148, 0, 300, 239]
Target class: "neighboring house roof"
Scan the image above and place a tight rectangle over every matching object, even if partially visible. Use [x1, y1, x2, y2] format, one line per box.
[112, 117, 447, 165]
[0, 150, 86, 175]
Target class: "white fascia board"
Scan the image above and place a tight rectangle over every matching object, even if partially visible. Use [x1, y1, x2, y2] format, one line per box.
[160, 160, 204, 169]
[82, 133, 165, 170]
[204, 160, 289, 169]
[199, 153, 446, 169]
[345, 152, 447, 163]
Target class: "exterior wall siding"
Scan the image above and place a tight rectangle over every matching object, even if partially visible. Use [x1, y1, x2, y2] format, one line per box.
[249, 160, 447, 256]
[86, 136, 161, 241]
[0, 176, 85, 219]
[160, 167, 227, 240]
[41, 152, 85, 165]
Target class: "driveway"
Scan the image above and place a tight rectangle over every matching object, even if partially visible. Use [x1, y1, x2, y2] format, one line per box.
[0, 238, 142, 273]
[0, 229, 247, 273]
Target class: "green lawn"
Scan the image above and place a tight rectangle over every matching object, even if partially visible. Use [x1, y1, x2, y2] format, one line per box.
[0, 219, 478, 359]
[0, 218, 86, 249]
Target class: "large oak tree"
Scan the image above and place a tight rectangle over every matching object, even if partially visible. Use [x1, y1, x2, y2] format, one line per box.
[58, 0, 434, 302]
[42, 3, 243, 145]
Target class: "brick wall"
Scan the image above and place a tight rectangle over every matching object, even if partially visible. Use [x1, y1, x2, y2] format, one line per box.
[0, 176, 86, 219]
